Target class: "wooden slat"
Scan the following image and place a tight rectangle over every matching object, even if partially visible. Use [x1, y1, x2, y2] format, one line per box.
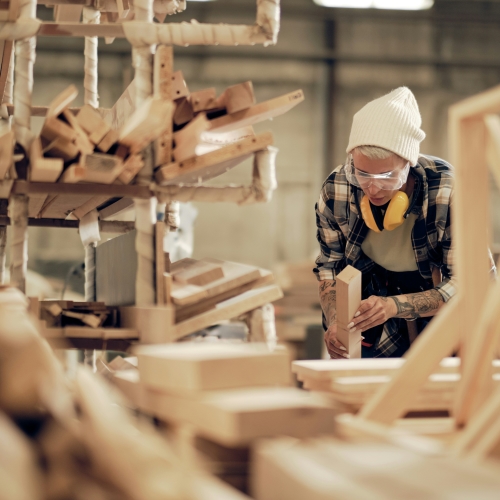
[155, 132, 273, 185]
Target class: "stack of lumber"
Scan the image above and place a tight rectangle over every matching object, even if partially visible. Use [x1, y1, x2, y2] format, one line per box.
[96, 226, 284, 341]
[293, 358, 500, 413]
[273, 261, 322, 343]
[251, 437, 500, 499]
[109, 342, 336, 492]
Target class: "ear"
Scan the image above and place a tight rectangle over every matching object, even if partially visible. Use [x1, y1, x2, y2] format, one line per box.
[360, 195, 383, 233]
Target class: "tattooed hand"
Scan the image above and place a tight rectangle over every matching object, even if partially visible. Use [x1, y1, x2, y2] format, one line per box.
[348, 295, 396, 333]
[324, 324, 349, 359]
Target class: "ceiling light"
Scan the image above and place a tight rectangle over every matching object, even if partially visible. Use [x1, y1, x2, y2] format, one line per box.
[313, 0, 433, 9]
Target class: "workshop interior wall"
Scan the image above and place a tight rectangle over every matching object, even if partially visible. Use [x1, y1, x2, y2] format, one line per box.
[21, 0, 500, 291]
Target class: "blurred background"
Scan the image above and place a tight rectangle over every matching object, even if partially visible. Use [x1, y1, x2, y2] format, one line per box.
[16, 0, 500, 330]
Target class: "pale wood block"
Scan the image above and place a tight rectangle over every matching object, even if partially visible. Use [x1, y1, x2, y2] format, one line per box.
[46, 84, 78, 118]
[43, 137, 79, 161]
[119, 305, 175, 344]
[116, 154, 143, 184]
[119, 97, 174, 154]
[112, 369, 141, 407]
[142, 386, 336, 447]
[222, 81, 256, 114]
[173, 97, 194, 126]
[190, 88, 219, 113]
[96, 128, 119, 153]
[0, 130, 14, 180]
[61, 108, 94, 155]
[76, 104, 111, 144]
[136, 342, 290, 394]
[335, 265, 362, 358]
[79, 153, 124, 184]
[172, 258, 224, 286]
[30, 136, 63, 182]
[41, 116, 77, 143]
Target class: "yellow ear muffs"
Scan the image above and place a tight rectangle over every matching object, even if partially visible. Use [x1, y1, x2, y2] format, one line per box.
[360, 191, 410, 232]
[384, 191, 409, 231]
[360, 195, 382, 233]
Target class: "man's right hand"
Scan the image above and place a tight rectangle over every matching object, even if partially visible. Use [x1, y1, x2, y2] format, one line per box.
[324, 324, 349, 359]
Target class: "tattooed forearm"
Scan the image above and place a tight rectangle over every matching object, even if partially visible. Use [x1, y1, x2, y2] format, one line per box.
[390, 289, 444, 320]
[318, 280, 337, 326]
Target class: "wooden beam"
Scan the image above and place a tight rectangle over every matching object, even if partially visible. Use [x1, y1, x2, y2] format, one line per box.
[0, 41, 13, 105]
[335, 265, 362, 358]
[209, 90, 304, 134]
[12, 180, 152, 198]
[0, 215, 134, 232]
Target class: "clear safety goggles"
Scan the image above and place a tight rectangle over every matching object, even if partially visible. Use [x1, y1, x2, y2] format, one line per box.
[345, 155, 410, 191]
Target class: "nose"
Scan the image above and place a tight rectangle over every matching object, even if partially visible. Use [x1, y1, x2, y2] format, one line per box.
[366, 183, 380, 196]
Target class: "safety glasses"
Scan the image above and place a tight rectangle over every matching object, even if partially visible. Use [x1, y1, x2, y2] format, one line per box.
[345, 155, 410, 191]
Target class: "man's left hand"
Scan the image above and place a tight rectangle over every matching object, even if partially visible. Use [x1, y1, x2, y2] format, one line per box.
[348, 295, 396, 333]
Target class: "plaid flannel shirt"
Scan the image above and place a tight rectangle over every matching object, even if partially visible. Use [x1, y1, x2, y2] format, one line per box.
[314, 155, 458, 357]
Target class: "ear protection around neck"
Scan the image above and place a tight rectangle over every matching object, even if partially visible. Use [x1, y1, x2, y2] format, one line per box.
[360, 191, 410, 233]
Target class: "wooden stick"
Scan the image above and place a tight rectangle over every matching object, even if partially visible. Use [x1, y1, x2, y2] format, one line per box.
[335, 265, 362, 358]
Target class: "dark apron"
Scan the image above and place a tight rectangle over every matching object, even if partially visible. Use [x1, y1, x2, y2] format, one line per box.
[360, 263, 434, 357]
[322, 263, 435, 358]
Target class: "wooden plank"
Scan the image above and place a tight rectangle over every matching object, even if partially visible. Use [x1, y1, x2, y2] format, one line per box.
[173, 284, 283, 340]
[190, 88, 220, 113]
[173, 97, 194, 126]
[170, 259, 262, 307]
[96, 128, 119, 153]
[46, 84, 78, 118]
[98, 197, 134, 219]
[174, 269, 274, 323]
[41, 116, 77, 143]
[0, 41, 13, 105]
[12, 180, 152, 199]
[209, 90, 304, 133]
[100, 81, 136, 130]
[61, 108, 94, 155]
[450, 116, 492, 426]
[155, 131, 273, 185]
[0, 130, 13, 180]
[70, 195, 111, 220]
[117, 154, 143, 184]
[38, 21, 125, 38]
[335, 265, 362, 358]
[141, 386, 335, 447]
[136, 342, 290, 394]
[63, 326, 138, 339]
[43, 136, 79, 161]
[154, 45, 174, 167]
[172, 70, 189, 100]
[155, 221, 166, 305]
[172, 259, 224, 286]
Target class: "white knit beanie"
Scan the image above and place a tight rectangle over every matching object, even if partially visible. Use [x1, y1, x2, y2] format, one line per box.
[346, 87, 426, 166]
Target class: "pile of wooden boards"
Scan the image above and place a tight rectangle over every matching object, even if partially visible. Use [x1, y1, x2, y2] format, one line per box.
[0, 285, 203, 500]
[251, 436, 500, 499]
[273, 261, 322, 344]
[109, 342, 336, 493]
[293, 358, 500, 414]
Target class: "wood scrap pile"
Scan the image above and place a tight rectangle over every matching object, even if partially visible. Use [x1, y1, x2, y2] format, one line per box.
[0, 285, 190, 500]
[273, 261, 322, 344]
[40, 300, 116, 328]
[108, 342, 336, 493]
[293, 358, 500, 414]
